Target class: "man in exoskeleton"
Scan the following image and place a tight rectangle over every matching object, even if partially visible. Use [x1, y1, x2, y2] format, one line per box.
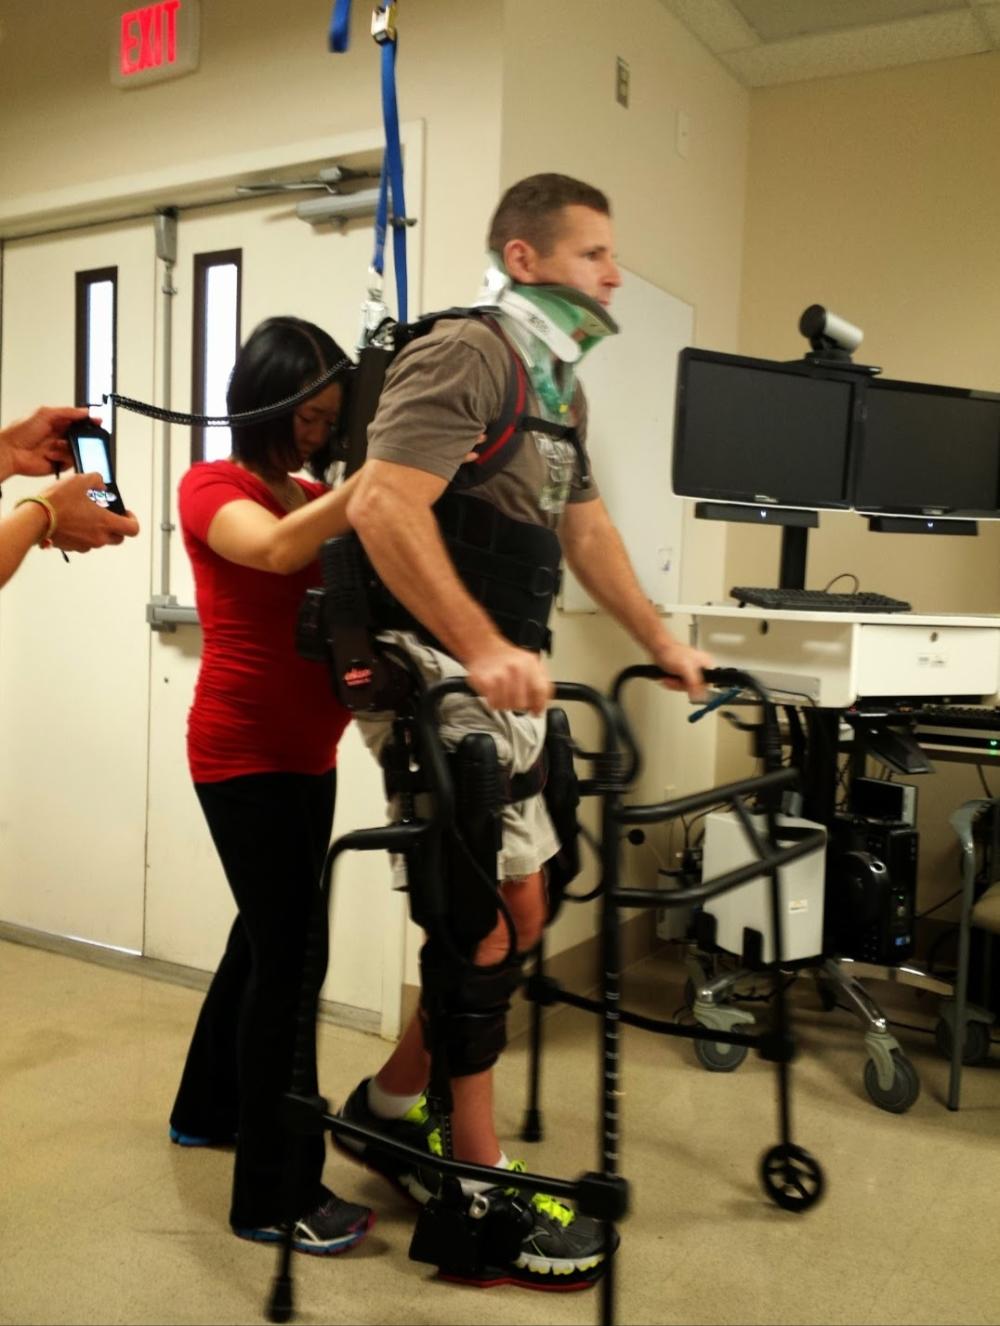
[338, 173, 712, 1289]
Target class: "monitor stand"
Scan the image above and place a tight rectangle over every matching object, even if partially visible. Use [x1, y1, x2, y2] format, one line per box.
[780, 527, 807, 590]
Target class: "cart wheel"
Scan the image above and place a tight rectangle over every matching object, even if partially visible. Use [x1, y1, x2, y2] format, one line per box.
[934, 1016, 992, 1067]
[863, 1050, 920, 1113]
[694, 1036, 749, 1072]
[760, 1143, 825, 1213]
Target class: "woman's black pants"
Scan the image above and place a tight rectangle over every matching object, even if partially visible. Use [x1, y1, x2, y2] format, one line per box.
[170, 769, 335, 1229]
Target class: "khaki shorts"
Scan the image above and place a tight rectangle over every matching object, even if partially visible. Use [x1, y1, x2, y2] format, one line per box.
[356, 630, 559, 880]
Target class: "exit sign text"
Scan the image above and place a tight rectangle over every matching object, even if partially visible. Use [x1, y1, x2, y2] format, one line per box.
[111, 0, 200, 88]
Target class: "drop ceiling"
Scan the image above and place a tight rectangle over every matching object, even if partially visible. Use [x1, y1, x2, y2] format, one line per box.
[659, 0, 1000, 85]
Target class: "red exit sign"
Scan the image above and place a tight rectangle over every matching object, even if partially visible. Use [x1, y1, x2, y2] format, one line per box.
[111, 0, 200, 88]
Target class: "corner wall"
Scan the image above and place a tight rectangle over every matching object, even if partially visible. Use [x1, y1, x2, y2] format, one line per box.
[732, 51, 1000, 916]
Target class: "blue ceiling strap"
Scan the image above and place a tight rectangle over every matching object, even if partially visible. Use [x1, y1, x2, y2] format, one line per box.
[377, 20, 409, 322]
[329, 0, 352, 52]
[329, 1, 409, 324]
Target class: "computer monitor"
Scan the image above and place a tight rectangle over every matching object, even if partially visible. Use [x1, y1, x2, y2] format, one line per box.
[672, 348, 858, 513]
[853, 376, 1000, 519]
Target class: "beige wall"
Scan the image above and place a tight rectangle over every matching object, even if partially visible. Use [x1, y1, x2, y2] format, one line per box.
[0, 0, 504, 309]
[728, 51, 1000, 917]
[1, 0, 752, 985]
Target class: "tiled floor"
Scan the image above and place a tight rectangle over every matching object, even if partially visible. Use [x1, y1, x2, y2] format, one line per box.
[2, 936, 998, 1325]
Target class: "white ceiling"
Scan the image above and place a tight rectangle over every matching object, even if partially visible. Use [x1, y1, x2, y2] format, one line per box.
[659, 0, 1000, 86]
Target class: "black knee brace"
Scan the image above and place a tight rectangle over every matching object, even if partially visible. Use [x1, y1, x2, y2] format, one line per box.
[420, 939, 524, 1077]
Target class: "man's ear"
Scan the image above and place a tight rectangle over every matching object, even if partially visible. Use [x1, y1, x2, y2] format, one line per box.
[502, 238, 538, 284]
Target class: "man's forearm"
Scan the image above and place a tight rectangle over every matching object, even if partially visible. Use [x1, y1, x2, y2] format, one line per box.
[351, 494, 503, 662]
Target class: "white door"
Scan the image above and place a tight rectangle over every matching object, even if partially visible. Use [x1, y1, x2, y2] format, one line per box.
[0, 186, 414, 1034]
[142, 193, 410, 1033]
[0, 219, 156, 951]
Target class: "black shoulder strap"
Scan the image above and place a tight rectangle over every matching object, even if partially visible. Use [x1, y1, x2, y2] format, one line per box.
[451, 315, 583, 490]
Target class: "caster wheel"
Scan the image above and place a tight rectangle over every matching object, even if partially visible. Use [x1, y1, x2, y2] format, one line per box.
[863, 1050, 920, 1113]
[760, 1143, 825, 1213]
[934, 1016, 992, 1067]
[694, 1035, 749, 1072]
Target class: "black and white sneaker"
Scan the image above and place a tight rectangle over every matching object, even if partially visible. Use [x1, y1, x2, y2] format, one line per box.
[439, 1161, 616, 1292]
[233, 1193, 374, 1256]
[333, 1077, 444, 1204]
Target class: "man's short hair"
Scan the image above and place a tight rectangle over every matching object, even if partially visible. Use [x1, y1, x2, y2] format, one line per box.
[488, 173, 611, 258]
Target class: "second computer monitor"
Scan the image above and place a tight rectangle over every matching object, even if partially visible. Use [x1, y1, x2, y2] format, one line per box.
[853, 376, 1000, 518]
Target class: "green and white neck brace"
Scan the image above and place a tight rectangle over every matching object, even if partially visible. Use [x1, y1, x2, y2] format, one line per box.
[473, 257, 618, 418]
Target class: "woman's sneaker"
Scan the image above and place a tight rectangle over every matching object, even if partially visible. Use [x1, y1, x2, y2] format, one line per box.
[233, 1193, 374, 1256]
[333, 1077, 444, 1204]
[438, 1161, 616, 1292]
[168, 1125, 237, 1148]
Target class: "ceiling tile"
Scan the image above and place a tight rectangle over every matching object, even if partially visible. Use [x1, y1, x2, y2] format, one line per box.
[973, 1, 1000, 39]
[722, 9, 989, 85]
[659, 0, 760, 53]
[731, 0, 968, 43]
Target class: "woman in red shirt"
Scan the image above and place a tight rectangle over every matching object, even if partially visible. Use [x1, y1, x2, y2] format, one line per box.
[169, 316, 372, 1256]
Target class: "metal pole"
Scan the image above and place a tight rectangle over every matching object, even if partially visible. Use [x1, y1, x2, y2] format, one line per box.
[154, 209, 178, 601]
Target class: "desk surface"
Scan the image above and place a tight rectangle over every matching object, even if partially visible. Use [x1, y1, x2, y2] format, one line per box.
[667, 604, 1000, 707]
[665, 603, 1000, 628]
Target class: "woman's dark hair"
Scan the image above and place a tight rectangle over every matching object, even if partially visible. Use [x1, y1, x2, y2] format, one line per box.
[227, 316, 353, 479]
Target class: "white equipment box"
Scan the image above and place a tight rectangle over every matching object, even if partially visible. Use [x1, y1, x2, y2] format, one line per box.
[701, 810, 827, 963]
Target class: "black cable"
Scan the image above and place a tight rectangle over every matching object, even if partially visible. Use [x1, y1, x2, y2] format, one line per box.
[977, 764, 995, 798]
[107, 353, 353, 427]
[916, 888, 963, 921]
[822, 572, 860, 593]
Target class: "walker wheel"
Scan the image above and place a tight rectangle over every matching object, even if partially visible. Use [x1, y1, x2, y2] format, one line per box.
[760, 1143, 825, 1213]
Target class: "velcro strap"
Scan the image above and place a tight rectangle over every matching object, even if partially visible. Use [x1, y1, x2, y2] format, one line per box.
[506, 753, 546, 803]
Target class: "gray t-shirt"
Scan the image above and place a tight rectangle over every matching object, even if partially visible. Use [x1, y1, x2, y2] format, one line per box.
[365, 317, 599, 530]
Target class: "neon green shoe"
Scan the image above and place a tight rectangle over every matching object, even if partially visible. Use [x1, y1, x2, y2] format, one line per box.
[438, 1160, 617, 1292]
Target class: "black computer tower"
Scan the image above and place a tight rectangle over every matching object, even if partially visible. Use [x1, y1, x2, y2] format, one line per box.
[826, 816, 918, 964]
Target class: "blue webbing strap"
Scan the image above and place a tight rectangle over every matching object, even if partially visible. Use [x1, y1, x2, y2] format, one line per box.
[329, 1, 409, 323]
[329, 0, 352, 52]
[379, 28, 408, 322]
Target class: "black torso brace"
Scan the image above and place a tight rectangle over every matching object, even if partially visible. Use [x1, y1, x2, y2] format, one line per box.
[371, 491, 563, 654]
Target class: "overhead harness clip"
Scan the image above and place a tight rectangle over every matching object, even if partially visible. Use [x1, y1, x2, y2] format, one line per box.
[371, 3, 397, 44]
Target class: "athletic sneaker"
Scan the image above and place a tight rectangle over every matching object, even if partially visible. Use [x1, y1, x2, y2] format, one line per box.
[438, 1160, 615, 1292]
[233, 1193, 374, 1256]
[333, 1077, 444, 1204]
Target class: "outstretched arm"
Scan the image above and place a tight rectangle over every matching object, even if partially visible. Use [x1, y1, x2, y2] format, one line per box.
[204, 473, 361, 575]
[1, 471, 140, 588]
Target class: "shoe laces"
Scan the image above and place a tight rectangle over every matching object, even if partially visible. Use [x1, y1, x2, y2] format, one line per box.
[505, 1159, 574, 1227]
[402, 1094, 443, 1158]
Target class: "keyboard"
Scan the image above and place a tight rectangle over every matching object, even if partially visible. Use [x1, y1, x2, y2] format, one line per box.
[916, 704, 1000, 728]
[730, 586, 912, 613]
